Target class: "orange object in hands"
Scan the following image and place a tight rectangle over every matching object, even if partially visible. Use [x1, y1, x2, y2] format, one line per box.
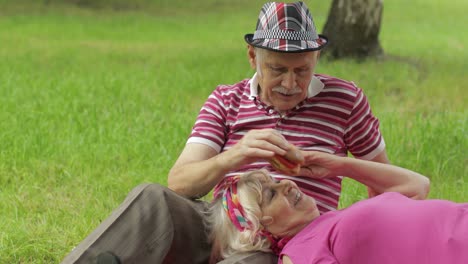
[270, 145, 304, 175]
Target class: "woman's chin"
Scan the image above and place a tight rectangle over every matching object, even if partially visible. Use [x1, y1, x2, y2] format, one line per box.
[304, 197, 321, 219]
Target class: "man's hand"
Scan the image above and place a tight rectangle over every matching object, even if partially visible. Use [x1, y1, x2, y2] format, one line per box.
[169, 128, 291, 198]
[221, 129, 291, 169]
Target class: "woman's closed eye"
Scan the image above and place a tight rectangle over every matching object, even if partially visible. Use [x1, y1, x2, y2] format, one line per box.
[270, 189, 276, 200]
[268, 180, 280, 201]
[263, 175, 280, 203]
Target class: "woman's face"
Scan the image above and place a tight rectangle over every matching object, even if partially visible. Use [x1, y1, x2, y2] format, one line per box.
[254, 172, 320, 237]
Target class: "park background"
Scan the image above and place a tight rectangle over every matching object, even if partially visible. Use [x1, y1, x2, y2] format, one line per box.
[0, 0, 466, 262]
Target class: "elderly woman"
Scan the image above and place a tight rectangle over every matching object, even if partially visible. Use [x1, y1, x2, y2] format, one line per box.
[208, 152, 468, 264]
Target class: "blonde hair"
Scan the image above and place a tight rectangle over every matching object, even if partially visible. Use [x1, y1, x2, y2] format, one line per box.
[206, 170, 272, 261]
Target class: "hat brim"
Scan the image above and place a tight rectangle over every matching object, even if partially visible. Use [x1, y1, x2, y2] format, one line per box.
[244, 34, 328, 53]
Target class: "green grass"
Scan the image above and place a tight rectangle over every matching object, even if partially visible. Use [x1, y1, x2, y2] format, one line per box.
[0, 0, 466, 262]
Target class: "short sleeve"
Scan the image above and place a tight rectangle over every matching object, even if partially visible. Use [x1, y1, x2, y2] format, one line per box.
[187, 87, 228, 152]
[280, 233, 339, 264]
[344, 88, 385, 160]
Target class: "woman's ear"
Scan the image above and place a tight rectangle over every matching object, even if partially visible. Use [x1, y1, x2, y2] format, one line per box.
[260, 215, 274, 226]
[247, 45, 256, 69]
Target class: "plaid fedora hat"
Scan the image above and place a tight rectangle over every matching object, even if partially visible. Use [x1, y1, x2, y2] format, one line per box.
[245, 1, 328, 53]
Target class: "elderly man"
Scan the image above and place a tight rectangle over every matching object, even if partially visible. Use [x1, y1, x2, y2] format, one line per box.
[62, 2, 429, 264]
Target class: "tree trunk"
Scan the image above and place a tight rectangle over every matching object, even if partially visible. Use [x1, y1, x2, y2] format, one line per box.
[322, 0, 384, 59]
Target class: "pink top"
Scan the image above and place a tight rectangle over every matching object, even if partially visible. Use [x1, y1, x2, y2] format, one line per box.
[279, 192, 468, 264]
[187, 73, 385, 213]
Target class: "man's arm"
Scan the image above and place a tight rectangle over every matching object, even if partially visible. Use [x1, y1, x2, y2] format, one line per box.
[299, 151, 430, 200]
[168, 143, 224, 198]
[168, 129, 290, 198]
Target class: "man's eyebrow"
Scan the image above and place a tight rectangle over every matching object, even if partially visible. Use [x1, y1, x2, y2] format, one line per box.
[297, 66, 310, 70]
[266, 63, 286, 69]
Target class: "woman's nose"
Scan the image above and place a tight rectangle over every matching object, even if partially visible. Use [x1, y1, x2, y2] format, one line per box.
[277, 180, 293, 194]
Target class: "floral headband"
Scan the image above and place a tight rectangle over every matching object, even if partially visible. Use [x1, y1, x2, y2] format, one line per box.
[222, 175, 251, 231]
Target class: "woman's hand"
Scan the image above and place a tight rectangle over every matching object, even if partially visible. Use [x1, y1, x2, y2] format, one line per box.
[298, 151, 344, 179]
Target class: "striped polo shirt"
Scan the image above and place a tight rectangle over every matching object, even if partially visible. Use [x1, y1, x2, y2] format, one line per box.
[187, 73, 385, 213]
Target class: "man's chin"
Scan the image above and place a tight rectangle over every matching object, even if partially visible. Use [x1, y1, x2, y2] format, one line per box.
[274, 104, 297, 113]
[272, 97, 303, 110]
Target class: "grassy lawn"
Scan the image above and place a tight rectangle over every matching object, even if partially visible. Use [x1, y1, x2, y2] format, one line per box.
[0, 0, 466, 262]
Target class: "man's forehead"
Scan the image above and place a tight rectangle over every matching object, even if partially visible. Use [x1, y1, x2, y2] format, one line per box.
[263, 48, 317, 58]
[263, 53, 316, 68]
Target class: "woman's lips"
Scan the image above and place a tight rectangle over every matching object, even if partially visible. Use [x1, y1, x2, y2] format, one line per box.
[294, 190, 301, 206]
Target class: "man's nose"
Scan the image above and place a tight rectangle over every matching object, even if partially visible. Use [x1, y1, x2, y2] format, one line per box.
[281, 71, 297, 89]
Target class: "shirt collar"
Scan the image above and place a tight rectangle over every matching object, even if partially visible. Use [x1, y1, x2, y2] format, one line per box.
[248, 72, 324, 99]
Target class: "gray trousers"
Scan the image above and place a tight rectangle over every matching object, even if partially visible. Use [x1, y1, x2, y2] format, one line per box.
[61, 184, 276, 264]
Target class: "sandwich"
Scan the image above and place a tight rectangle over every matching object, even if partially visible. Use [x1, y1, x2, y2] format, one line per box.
[269, 144, 304, 175]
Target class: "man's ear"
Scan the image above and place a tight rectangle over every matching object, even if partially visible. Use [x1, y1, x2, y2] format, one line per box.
[260, 215, 274, 226]
[247, 45, 256, 69]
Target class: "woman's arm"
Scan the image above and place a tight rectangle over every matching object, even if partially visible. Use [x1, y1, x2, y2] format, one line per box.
[299, 151, 430, 199]
[366, 150, 390, 197]
[281, 255, 294, 264]
[281, 254, 338, 264]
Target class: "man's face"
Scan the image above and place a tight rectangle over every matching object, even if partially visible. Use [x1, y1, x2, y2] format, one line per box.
[254, 172, 320, 237]
[250, 47, 319, 113]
